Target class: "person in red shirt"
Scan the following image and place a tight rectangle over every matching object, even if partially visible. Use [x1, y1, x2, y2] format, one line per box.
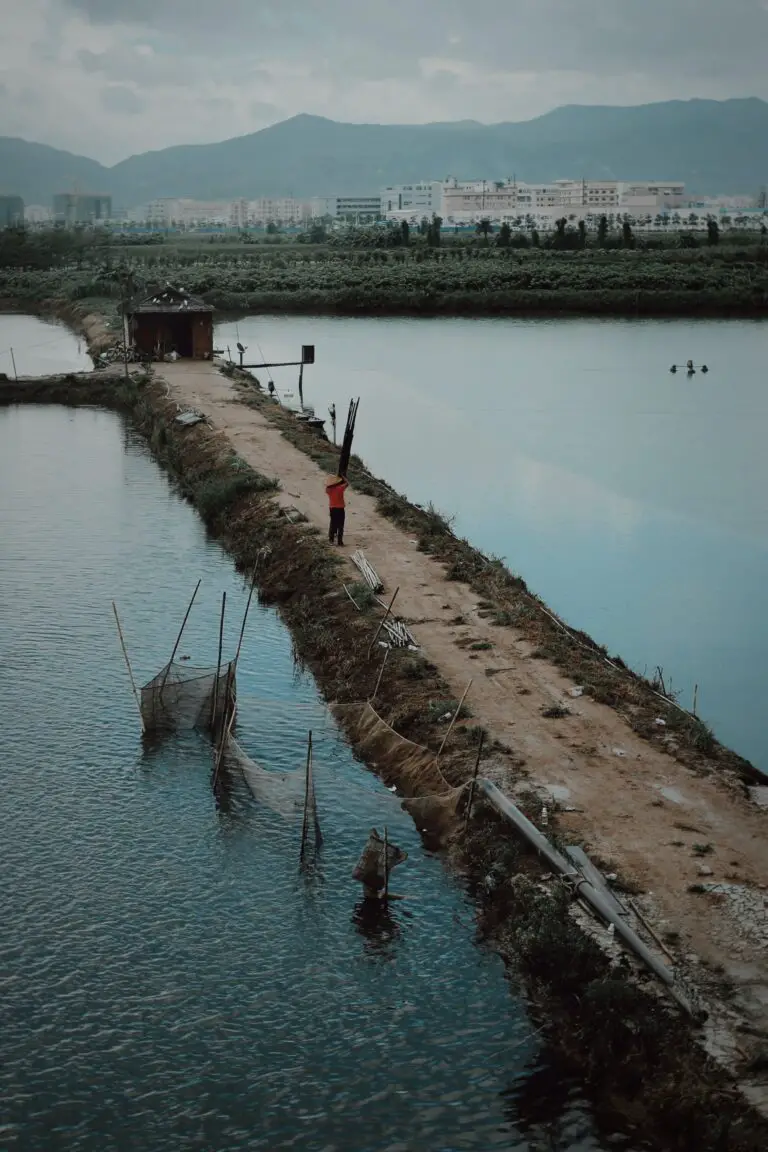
[325, 473, 349, 546]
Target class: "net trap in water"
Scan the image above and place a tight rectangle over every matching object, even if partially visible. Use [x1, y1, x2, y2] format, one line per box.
[212, 722, 323, 863]
[112, 577, 255, 738]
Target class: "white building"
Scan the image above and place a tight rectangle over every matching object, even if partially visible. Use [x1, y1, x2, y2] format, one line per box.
[310, 195, 382, 220]
[380, 182, 443, 218]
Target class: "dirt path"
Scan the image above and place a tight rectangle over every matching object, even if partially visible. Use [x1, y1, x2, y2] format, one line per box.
[162, 361, 768, 1066]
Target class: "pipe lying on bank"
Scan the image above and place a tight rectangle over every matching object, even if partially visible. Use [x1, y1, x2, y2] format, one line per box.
[475, 779, 693, 1016]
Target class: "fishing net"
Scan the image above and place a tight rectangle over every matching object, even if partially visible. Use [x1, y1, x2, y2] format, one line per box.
[299, 737, 323, 860]
[224, 735, 305, 818]
[140, 660, 236, 733]
[352, 828, 407, 891]
[401, 787, 469, 847]
[333, 702, 451, 796]
[335, 702, 470, 846]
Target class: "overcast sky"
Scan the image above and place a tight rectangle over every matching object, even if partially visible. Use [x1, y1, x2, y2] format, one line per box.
[1, 0, 767, 163]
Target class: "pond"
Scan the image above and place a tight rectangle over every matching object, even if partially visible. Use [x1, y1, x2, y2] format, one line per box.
[0, 403, 633, 1151]
[216, 315, 768, 775]
[0, 313, 93, 377]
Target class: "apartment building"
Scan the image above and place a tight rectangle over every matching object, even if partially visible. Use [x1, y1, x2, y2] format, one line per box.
[53, 193, 112, 224]
[0, 195, 24, 227]
[438, 178, 684, 224]
[126, 197, 311, 227]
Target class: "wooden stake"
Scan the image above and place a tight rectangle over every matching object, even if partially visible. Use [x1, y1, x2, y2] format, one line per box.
[383, 825, 389, 900]
[159, 579, 201, 700]
[9, 347, 18, 381]
[367, 586, 399, 659]
[464, 730, 485, 833]
[210, 591, 226, 734]
[437, 679, 473, 759]
[300, 730, 313, 861]
[370, 647, 389, 703]
[693, 683, 698, 717]
[111, 601, 146, 733]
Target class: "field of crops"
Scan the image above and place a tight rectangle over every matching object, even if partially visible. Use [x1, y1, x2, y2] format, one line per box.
[2, 228, 768, 317]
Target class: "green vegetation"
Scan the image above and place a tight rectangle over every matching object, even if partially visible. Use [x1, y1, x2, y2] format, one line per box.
[2, 224, 768, 317]
[195, 472, 280, 524]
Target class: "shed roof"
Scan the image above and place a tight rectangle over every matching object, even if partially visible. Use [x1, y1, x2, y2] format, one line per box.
[128, 284, 213, 315]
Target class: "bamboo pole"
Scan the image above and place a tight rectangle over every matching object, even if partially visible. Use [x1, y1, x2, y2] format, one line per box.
[158, 579, 201, 700]
[367, 586, 399, 659]
[212, 701, 237, 789]
[300, 731, 313, 861]
[693, 683, 698, 717]
[383, 826, 389, 900]
[627, 898, 676, 963]
[111, 601, 146, 733]
[370, 647, 389, 704]
[9, 347, 18, 381]
[210, 591, 226, 735]
[437, 679, 473, 759]
[233, 571, 257, 673]
[463, 730, 485, 833]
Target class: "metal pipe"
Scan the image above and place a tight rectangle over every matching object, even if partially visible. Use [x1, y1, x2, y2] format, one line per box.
[475, 779, 692, 1014]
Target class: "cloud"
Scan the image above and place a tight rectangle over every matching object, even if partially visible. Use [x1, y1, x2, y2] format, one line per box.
[100, 83, 144, 114]
[0, 0, 766, 162]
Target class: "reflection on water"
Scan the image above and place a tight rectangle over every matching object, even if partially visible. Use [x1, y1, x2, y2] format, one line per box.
[0, 312, 93, 376]
[217, 314, 768, 773]
[0, 404, 632, 1151]
[352, 896, 403, 961]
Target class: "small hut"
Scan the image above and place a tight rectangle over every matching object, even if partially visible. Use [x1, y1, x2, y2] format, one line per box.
[127, 285, 214, 360]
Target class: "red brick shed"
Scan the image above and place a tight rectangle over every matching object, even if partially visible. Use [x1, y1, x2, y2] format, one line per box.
[127, 285, 214, 360]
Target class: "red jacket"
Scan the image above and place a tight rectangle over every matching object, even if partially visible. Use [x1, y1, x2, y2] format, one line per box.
[327, 479, 348, 509]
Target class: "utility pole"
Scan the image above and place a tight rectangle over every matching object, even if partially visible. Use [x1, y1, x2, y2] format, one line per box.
[120, 270, 135, 381]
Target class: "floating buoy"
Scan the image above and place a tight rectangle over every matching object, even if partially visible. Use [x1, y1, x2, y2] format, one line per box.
[670, 365, 677, 374]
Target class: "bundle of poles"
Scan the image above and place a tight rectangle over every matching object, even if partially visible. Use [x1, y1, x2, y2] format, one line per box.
[338, 398, 360, 477]
[351, 549, 383, 593]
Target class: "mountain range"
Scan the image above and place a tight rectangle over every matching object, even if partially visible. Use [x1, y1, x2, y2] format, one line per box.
[1, 98, 767, 208]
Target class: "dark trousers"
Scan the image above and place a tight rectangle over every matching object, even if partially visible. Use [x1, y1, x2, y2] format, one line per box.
[329, 507, 345, 544]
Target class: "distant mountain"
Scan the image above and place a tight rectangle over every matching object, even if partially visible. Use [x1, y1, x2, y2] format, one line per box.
[2, 99, 767, 208]
[0, 138, 110, 206]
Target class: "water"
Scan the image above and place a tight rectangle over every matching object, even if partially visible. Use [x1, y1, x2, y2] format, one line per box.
[0, 404, 629, 1151]
[217, 315, 768, 774]
[0, 313, 93, 377]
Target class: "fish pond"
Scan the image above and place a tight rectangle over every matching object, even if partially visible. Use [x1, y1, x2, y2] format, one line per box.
[0, 390, 639, 1150]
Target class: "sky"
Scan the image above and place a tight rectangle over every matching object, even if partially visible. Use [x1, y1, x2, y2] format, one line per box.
[0, 0, 767, 163]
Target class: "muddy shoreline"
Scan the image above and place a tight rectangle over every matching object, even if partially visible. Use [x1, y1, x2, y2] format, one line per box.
[2, 301, 768, 1148]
